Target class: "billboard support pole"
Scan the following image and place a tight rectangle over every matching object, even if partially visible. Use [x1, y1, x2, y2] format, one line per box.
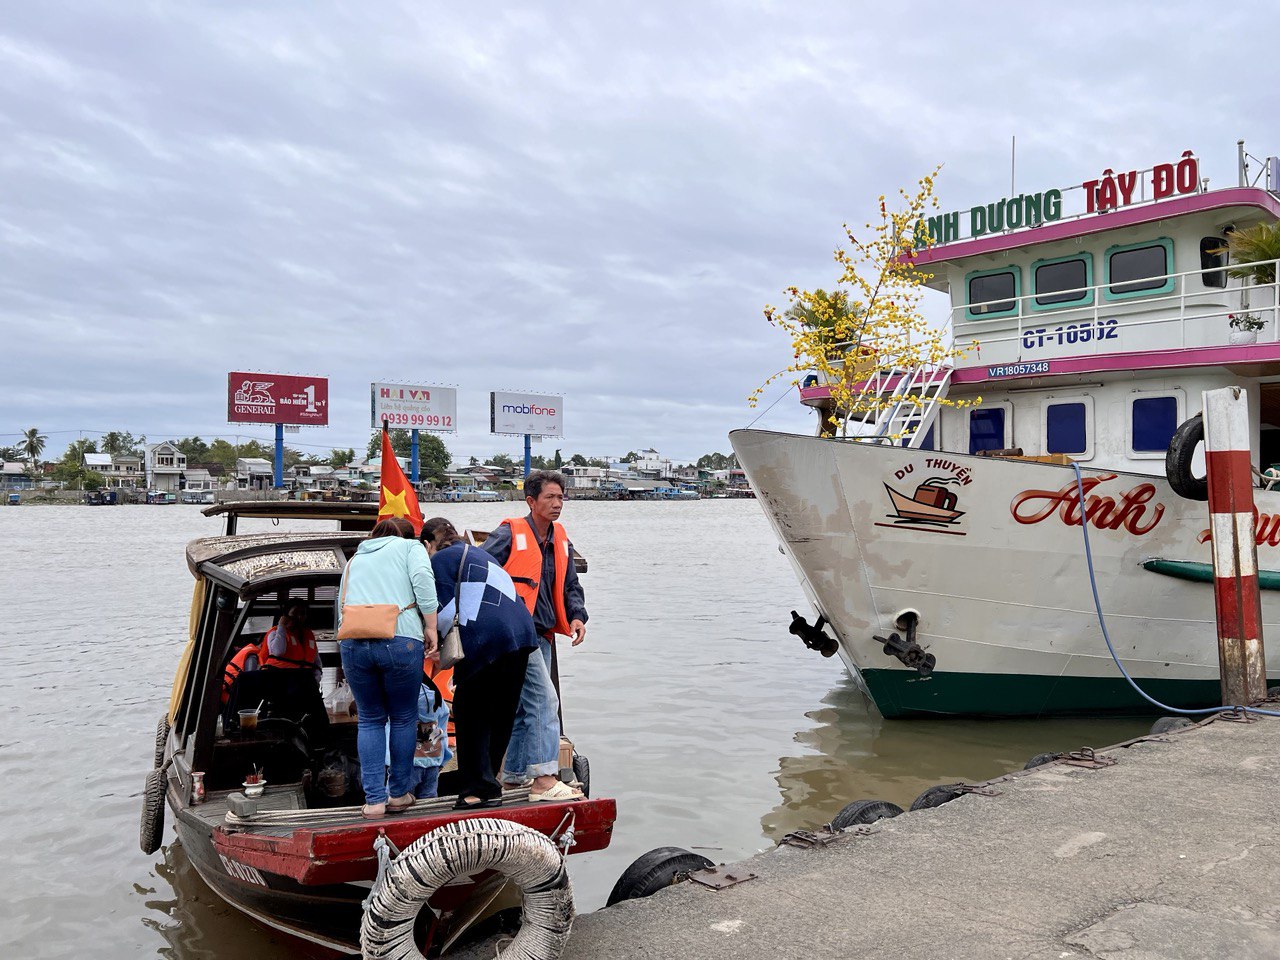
[410, 429, 420, 484]
[524, 434, 532, 478]
[273, 423, 284, 489]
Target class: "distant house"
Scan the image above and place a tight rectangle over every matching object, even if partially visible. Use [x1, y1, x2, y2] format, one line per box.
[632, 448, 673, 480]
[290, 463, 338, 492]
[235, 457, 274, 490]
[85, 452, 144, 489]
[0, 461, 34, 490]
[145, 441, 188, 493]
[184, 468, 214, 492]
[562, 465, 607, 490]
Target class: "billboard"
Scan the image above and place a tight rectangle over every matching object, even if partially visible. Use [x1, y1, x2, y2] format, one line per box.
[490, 391, 563, 437]
[370, 382, 458, 431]
[228, 372, 329, 425]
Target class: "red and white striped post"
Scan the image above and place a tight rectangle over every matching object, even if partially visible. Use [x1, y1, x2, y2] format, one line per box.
[1203, 386, 1268, 705]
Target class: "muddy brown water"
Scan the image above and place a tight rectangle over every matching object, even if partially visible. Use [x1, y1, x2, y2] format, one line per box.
[0, 501, 1150, 957]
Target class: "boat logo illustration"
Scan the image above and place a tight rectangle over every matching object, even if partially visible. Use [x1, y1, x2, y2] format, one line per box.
[879, 477, 967, 535]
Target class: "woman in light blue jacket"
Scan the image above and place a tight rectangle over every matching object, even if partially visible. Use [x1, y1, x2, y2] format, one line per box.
[336, 517, 438, 818]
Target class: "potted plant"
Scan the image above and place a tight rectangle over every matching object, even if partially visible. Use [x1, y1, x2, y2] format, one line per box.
[1229, 312, 1265, 345]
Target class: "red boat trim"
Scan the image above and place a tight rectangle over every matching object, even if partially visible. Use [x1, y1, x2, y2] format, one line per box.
[214, 798, 617, 886]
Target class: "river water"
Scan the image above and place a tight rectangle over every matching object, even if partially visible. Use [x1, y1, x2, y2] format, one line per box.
[0, 501, 1150, 958]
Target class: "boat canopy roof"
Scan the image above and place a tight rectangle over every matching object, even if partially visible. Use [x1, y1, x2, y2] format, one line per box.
[202, 500, 380, 534]
[186, 531, 364, 598]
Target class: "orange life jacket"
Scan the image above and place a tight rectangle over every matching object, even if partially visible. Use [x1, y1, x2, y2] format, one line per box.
[260, 624, 319, 671]
[501, 516, 572, 637]
[221, 644, 259, 704]
[425, 662, 456, 746]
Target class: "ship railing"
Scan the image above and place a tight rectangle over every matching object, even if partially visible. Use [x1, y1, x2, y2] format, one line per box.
[952, 254, 1280, 358]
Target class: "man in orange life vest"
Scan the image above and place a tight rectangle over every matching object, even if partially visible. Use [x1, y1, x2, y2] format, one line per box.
[482, 470, 587, 801]
[221, 603, 321, 704]
[262, 603, 322, 681]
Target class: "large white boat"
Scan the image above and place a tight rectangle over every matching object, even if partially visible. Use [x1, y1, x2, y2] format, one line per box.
[733, 143, 1280, 717]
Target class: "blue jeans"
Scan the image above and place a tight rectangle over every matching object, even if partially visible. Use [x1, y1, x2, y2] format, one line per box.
[501, 637, 561, 783]
[340, 636, 423, 805]
[408, 764, 440, 799]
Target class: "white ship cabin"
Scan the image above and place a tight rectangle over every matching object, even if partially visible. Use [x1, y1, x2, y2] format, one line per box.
[803, 144, 1280, 475]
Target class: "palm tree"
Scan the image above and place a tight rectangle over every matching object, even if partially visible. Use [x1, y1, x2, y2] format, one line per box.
[21, 428, 46, 469]
[1226, 222, 1280, 286]
[784, 288, 865, 360]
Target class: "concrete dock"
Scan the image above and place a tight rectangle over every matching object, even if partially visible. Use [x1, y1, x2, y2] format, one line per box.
[463, 712, 1280, 959]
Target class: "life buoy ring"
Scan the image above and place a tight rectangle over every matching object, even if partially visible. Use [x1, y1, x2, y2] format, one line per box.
[1165, 414, 1208, 501]
[361, 818, 573, 960]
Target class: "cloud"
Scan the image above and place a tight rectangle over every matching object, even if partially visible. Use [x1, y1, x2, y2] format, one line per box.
[2, 1, 1276, 462]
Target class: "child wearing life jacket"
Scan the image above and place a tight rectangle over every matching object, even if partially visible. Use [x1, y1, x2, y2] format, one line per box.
[384, 668, 453, 798]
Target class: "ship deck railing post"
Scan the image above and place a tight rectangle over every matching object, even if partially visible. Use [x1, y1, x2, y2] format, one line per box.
[1202, 386, 1268, 706]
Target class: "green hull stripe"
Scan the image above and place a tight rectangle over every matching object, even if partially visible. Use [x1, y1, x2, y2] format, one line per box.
[860, 668, 1225, 719]
[1142, 558, 1280, 590]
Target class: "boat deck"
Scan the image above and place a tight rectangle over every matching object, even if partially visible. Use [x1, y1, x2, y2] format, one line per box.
[195, 786, 535, 837]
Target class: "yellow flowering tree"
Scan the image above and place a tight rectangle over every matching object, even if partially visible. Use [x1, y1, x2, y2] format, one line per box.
[753, 168, 980, 439]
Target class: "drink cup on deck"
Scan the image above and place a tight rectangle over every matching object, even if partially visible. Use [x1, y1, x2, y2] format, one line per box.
[238, 708, 259, 732]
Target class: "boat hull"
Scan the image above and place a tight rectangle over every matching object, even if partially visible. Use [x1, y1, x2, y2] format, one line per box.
[730, 428, 1280, 718]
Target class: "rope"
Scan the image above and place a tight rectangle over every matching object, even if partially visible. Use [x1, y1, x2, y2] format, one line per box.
[361, 817, 573, 960]
[1071, 462, 1280, 718]
[744, 383, 798, 429]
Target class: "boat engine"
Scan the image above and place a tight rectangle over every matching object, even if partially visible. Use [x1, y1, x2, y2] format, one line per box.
[788, 610, 839, 657]
[874, 610, 936, 676]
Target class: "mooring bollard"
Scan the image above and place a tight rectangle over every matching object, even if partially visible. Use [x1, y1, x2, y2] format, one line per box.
[1202, 386, 1268, 705]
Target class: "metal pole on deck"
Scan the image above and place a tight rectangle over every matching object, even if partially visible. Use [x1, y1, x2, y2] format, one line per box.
[273, 423, 284, 489]
[1203, 386, 1268, 704]
[410, 429, 419, 483]
[523, 433, 532, 478]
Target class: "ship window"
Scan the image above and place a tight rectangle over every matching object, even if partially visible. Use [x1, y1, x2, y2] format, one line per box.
[1044, 400, 1091, 458]
[969, 408, 1006, 454]
[1131, 395, 1179, 453]
[1032, 255, 1093, 308]
[1105, 238, 1174, 299]
[1201, 237, 1227, 288]
[966, 269, 1019, 319]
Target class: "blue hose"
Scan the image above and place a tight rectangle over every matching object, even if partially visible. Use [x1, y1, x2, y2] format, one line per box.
[1071, 462, 1280, 718]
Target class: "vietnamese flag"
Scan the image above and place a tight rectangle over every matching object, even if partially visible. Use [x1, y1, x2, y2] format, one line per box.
[378, 427, 423, 535]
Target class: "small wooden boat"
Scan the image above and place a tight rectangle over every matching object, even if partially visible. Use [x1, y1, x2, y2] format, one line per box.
[145, 504, 614, 956]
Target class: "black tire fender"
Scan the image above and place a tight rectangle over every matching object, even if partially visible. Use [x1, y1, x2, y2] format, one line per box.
[1023, 752, 1061, 770]
[829, 799, 904, 830]
[1150, 716, 1194, 735]
[154, 714, 170, 769]
[909, 783, 966, 811]
[1165, 414, 1208, 501]
[606, 847, 713, 907]
[572, 753, 590, 799]
[140, 768, 166, 855]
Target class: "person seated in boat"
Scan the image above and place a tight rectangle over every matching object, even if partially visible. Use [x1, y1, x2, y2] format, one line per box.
[384, 668, 453, 799]
[261, 602, 322, 683]
[423, 517, 540, 810]
[221, 640, 261, 705]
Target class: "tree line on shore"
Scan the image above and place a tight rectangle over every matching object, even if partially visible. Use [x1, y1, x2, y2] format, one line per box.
[4, 426, 738, 490]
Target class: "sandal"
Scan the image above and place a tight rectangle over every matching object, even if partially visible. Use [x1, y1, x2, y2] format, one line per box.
[387, 794, 416, 813]
[454, 795, 502, 811]
[362, 803, 386, 819]
[530, 781, 584, 802]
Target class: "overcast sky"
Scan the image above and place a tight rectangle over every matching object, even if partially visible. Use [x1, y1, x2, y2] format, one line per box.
[3, 2, 1278, 464]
